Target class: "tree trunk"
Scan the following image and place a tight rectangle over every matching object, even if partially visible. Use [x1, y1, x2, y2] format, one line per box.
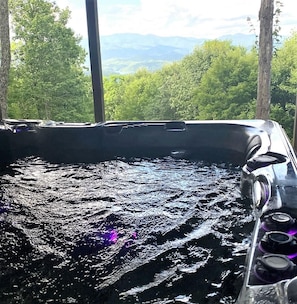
[0, 0, 11, 120]
[256, 0, 274, 120]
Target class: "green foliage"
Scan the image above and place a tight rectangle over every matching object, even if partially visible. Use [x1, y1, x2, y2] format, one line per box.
[272, 32, 297, 105]
[270, 103, 295, 139]
[103, 75, 126, 120]
[192, 46, 258, 120]
[102, 36, 297, 139]
[104, 68, 172, 120]
[153, 62, 187, 120]
[8, 0, 93, 122]
[270, 32, 297, 137]
[103, 40, 241, 121]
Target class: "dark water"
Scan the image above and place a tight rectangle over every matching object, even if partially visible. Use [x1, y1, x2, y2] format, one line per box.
[0, 157, 253, 304]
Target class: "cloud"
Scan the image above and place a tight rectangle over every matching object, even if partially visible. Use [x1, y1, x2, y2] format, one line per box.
[130, 0, 258, 38]
[61, 0, 297, 39]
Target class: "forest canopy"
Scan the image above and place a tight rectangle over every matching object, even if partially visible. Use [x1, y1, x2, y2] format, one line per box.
[103, 35, 297, 138]
[5, 0, 297, 138]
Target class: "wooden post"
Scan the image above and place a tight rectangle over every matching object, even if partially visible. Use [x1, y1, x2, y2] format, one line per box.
[256, 0, 274, 120]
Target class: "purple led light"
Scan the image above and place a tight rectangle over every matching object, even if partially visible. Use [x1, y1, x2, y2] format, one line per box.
[261, 223, 270, 232]
[102, 230, 118, 244]
[264, 186, 270, 201]
[288, 229, 297, 236]
[287, 252, 297, 259]
[124, 232, 138, 248]
[109, 230, 118, 243]
[89, 229, 138, 251]
[258, 243, 265, 253]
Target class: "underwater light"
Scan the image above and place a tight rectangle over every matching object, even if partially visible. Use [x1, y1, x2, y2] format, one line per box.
[100, 229, 118, 245]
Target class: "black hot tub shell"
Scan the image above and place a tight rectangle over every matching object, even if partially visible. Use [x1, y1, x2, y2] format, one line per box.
[1, 119, 268, 165]
[1, 118, 297, 303]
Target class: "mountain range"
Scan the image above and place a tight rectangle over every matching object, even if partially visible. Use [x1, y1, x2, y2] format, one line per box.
[81, 33, 257, 75]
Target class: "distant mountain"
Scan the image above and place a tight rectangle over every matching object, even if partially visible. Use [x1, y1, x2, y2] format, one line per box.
[81, 33, 256, 75]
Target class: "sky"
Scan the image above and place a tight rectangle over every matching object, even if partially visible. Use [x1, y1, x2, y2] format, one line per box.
[59, 0, 297, 39]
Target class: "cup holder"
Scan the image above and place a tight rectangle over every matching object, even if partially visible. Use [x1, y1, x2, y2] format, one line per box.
[254, 254, 296, 283]
[262, 212, 295, 232]
[260, 231, 297, 255]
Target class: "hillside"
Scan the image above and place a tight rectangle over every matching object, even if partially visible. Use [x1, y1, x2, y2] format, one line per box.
[81, 33, 256, 75]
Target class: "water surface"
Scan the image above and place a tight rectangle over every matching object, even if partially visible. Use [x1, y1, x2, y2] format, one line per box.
[0, 157, 253, 303]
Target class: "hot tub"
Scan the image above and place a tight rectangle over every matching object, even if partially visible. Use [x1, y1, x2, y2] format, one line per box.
[1, 119, 297, 303]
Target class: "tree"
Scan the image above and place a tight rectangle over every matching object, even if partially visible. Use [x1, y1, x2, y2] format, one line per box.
[271, 32, 297, 139]
[256, 0, 274, 119]
[193, 46, 258, 120]
[109, 69, 159, 120]
[270, 103, 295, 139]
[0, 0, 11, 119]
[154, 62, 186, 120]
[153, 40, 235, 120]
[272, 33, 297, 104]
[8, 0, 92, 122]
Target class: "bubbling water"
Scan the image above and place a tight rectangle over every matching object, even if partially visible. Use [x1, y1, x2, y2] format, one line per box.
[0, 157, 253, 303]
